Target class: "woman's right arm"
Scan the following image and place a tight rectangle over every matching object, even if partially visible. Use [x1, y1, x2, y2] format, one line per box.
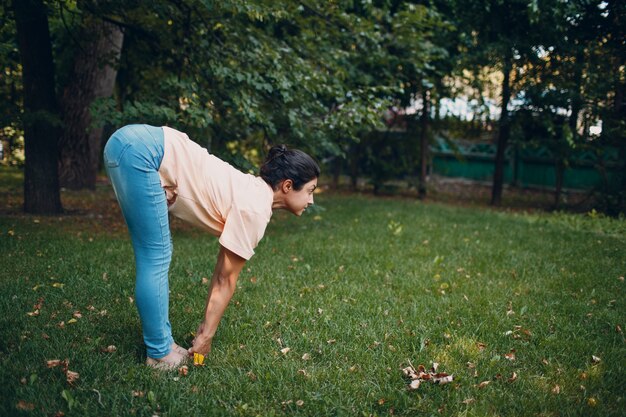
[188, 245, 246, 356]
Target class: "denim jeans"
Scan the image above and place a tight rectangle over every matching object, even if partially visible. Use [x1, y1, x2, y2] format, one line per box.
[103, 124, 173, 358]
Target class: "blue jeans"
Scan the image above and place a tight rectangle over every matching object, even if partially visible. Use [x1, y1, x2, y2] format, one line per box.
[103, 124, 173, 359]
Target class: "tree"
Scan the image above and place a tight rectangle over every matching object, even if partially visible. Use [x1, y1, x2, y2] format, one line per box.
[12, 0, 62, 214]
[57, 6, 124, 190]
[449, 0, 540, 206]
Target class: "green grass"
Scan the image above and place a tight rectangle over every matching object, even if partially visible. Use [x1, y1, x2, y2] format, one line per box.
[1, 170, 624, 416]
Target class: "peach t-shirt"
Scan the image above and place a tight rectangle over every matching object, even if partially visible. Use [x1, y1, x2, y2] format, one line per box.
[158, 126, 274, 260]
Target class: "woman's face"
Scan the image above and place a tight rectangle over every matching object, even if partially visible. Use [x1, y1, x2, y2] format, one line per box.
[284, 178, 318, 216]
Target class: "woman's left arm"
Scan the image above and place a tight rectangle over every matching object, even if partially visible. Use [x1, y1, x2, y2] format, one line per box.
[189, 245, 246, 356]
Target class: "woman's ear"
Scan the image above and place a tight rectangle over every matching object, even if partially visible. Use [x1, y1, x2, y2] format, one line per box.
[281, 179, 294, 193]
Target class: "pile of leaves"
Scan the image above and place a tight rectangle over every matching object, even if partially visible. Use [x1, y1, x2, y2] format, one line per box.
[401, 362, 453, 390]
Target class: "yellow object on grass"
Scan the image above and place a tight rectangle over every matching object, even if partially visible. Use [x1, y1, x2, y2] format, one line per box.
[193, 352, 205, 366]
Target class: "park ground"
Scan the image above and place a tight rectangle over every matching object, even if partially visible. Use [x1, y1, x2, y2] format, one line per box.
[1, 167, 624, 416]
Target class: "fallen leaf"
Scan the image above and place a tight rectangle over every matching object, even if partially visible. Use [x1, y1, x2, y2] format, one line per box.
[591, 355, 601, 364]
[72, 311, 82, 319]
[201, 277, 209, 285]
[132, 390, 144, 397]
[47, 359, 67, 369]
[587, 397, 598, 406]
[280, 347, 291, 355]
[327, 339, 336, 344]
[408, 379, 421, 390]
[67, 318, 77, 324]
[552, 385, 561, 394]
[247, 371, 257, 381]
[432, 373, 453, 385]
[302, 353, 311, 360]
[476, 342, 486, 351]
[101, 345, 117, 353]
[462, 398, 475, 405]
[296, 400, 304, 407]
[477, 380, 491, 389]
[66, 370, 79, 384]
[402, 361, 454, 390]
[508, 372, 518, 382]
[16, 400, 35, 411]
[504, 350, 516, 361]
[178, 366, 188, 376]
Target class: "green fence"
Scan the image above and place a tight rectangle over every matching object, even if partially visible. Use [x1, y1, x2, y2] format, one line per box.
[431, 137, 621, 191]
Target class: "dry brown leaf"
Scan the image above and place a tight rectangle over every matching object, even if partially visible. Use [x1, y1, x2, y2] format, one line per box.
[132, 390, 144, 397]
[504, 350, 516, 361]
[102, 345, 117, 353]
[552, 385, 561, 394]
[46, 359, 67, 369]
[476, 342, 486, 351]
[178, 365, 189, 376]
[247, 371, 257, 381]
[302, 353, 311, 361]
[296, 400, 304, 407]
[402, 361, 454, 390]
[72, 311, 82, 319]
[408, 379, 421, 390]
[327, 339, 336, 344]
[432, 373, 453, 385]
[462, 398, 475, 405]
[16, 400, 35, 411]
[508, 372, 518, 382]
[280, 347, 291, 355]
[66, 370, 79, 384]
[591, 355, 601, 364]
[477, 380, 491, 389]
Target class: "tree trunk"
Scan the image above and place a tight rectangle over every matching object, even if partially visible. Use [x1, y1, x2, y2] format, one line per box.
[58, 16, 124, 190]
[490, 54, 513, 206]
[418, 89, 430, 200]
[13, 0, 63, 214]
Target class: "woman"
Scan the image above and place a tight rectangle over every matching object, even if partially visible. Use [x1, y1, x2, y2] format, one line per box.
[103, 124, 320, 369]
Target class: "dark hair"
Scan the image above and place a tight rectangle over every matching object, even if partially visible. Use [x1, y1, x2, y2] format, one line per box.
[260, 145, 320, 191]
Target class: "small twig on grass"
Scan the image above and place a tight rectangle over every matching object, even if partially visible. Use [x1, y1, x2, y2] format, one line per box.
[92, 389, 104, 408]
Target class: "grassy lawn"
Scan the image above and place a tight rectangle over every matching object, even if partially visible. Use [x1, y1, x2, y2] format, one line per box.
[1, 168, 624, 416]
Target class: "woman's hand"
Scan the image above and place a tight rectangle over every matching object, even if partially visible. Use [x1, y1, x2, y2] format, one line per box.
[188, 323, 213, 356]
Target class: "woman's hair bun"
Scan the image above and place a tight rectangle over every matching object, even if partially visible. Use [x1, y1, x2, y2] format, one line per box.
[266, 144, 288, 161]
[260, 144, 320, 191]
